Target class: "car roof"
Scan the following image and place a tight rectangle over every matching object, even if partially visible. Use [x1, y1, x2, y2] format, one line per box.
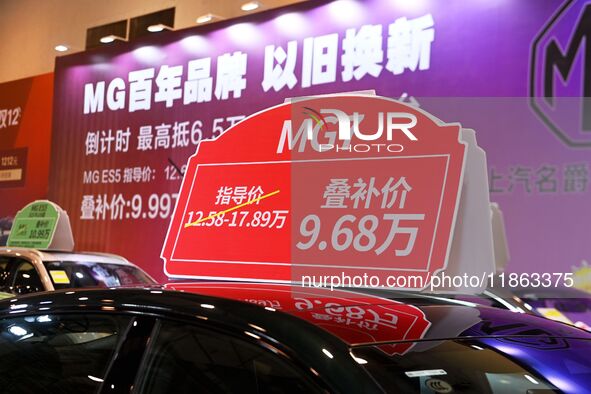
[3, 286, 589, 394]
[164, 283, 591, 344]
[0, 287, 385, 394]
[0, 247, 135, 266]
[512, 286, 591, 299]
[2, 284, 589, 346]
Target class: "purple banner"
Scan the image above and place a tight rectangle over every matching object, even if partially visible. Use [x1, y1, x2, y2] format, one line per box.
[50, 0, 591, 287]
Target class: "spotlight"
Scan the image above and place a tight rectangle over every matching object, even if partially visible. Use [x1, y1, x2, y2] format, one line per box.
[100, 35, 125, 44]
[54, 44, 69, 52]
[147, 23, 172, 33]
[196, 13, 221, 24]
[241, 1, 262, 12]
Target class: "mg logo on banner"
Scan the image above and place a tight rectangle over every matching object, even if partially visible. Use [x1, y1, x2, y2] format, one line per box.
[530, 0, 591, 147]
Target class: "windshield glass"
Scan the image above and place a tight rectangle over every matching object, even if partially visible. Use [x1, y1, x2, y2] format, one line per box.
[43, 261, 155, 289]
[352, 338, 591, 393]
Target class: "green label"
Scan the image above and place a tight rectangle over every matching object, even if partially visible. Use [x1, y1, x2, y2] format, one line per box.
[7, 201, 59, 249]
[0, 292, 12, 300]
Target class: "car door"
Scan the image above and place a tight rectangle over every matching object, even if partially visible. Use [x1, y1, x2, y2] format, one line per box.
[0, 255, 13, 293]
[0, 309, 333, 394]
[130, 319, 332, 394]
[0, 255, 46, 294]
[0, 311, 134, 394]
[10, 259, 45, 294]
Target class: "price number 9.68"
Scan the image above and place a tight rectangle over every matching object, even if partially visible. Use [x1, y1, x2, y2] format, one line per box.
[296, 213, 425, 256]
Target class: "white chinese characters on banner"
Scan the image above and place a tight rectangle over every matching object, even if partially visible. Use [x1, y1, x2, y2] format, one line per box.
[262, 14, 434, 91]
[182, 185, 288, 230]
[296, 176, 424, 256]
[155, 65, 183, 108]
[0, 107, 21, 129]
[85, 117, 245, 156]
[184, 58, 213, 104]
[321, 179, 351, 209]
[341, 24, 384, 82]
[386, 14, 435, 75]
[262, 41, 298, 92]
[155, 124, 171, 149]
[84, 128, 130, 155]
[301, 33, 339, 88]
[137, 126, 153, 151]
[321, 177, 412, 210]
[129, 69, 155, 112]
[84, 52, 249, 114]
[215, 51, 248, 100]
[83, 14, 434, 114]
[215, 186, 265, 206]
[172, 121, 191, 148]
[80, 192, 178, 221]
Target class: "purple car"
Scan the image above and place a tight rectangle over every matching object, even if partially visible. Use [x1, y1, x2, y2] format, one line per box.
[509, 286, 591, 331]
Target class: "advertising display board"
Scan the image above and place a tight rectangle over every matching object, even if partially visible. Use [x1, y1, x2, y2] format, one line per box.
[6, 200, 74, 251]
[162, 95, 473, 286]
[7, 201, 60, 249]
[0, 73, 53, 219]
[50, 0, 591, 282]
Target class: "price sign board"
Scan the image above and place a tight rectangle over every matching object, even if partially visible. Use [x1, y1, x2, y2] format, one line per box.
[7, 200, 59, 249]
[162, 95, 466, 287]
[6, 200, 74, 251]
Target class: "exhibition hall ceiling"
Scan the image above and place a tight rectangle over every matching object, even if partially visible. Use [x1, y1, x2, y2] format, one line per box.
[0, 0, 303, 83]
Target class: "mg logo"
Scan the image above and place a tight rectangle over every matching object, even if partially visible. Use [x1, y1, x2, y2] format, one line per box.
[530, 0, 591, 147]
[314, 109, 418, 142]
[276, 108, 418, 153]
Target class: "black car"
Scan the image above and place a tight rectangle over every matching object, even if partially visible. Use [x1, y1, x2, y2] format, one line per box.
[0, 283, 591, 393]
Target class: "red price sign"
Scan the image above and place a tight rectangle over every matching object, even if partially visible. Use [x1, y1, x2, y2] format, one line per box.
[166, 282, 431, 355]
[162, 95, 466, 286]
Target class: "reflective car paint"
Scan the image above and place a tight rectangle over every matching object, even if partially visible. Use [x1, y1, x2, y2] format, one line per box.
[512, 286, 591, 330]
[165, 282, 588, 342]
[1, 284, 591, 393]
[0, 247, 156, 293]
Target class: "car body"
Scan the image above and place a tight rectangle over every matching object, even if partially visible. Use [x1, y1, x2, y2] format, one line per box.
[388, 284, 591, 331]
[509, 286, 591, 330]
[0, 247, 156, 295]
[0, 283, 590, 393]
[445, 285, 591, 331]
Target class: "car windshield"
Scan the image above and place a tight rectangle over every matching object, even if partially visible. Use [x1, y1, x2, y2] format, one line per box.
[351, 338, 591, 393]
[43, 260, 155, 289]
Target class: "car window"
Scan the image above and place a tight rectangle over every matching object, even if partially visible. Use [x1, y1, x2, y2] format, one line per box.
[137, 321, 325, 394]
[43, 261, 155, 289]
[0, 313, 131, 394]
[0, 256, 12, 289]
[351, 339, 569, 393]
[12, 261, 43, 294]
